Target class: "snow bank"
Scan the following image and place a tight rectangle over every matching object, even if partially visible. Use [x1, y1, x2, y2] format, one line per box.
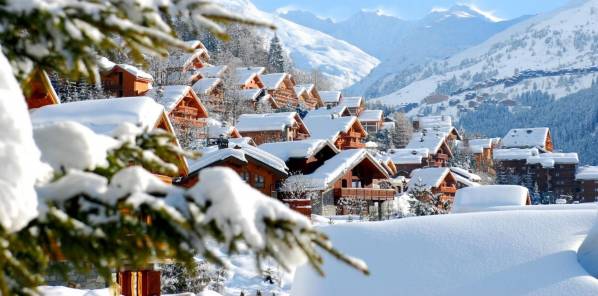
[0, 50, 42, 232]
[293, 207, 598, 295]
[37, 286, 110, 296]
[452, 185, 529, 213]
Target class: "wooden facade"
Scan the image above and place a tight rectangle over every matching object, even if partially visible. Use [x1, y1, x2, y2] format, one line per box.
[531, 163, 577, 198]
[117, 269, 161, 296]
[101, 65, 152, 97]
[166, 88, 209, 129]
[333, 119, 368, 150]
[263, 73, 299, 108]
[237, 113, 311, 145]
[23, 68, 60, 110]
[577, 179, 598, 203]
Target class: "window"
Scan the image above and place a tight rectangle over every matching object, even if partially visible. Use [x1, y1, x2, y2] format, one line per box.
[240, 171, 250, 182]
[255, 175, 265, 189]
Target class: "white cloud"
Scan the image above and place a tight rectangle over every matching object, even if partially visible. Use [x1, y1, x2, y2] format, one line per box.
[430, 6, 449, 13]
[463, 3, 505, 22]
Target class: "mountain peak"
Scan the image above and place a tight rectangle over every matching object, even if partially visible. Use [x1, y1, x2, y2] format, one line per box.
[428, 4, 503, 23]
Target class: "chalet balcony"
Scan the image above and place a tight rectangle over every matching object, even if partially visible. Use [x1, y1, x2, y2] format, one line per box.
[440, 186, 457, 194]
[334, 187, 395, 201]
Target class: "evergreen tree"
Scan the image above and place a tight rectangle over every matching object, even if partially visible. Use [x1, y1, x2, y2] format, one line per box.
[267, 35, 287, 73]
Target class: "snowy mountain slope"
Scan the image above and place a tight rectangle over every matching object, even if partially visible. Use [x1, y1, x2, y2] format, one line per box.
[373, 0, 598, 108]
[341, 5, 528, 97]
[218, 0, 379, 90]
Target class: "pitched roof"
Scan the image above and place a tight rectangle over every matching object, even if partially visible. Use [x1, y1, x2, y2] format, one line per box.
[146, 85, 193, 112]
[31, 97, 165, 135]
[303, 115, 365, 142]
[261, 73, 290, 89]
[206, 118, 239, 139]
[259, 139, 339, 162]
[306, 106, 350, 117]
[114, 64, 153, 81]
[287, 149, 389, 190]
[188, 143, 288, 176]
[170, 49, 208, 69]
[319, 91, 341, 104]
[359, 110, 383, 122]
[493, 148, 539, 161]
[294, 85, 308, 97]
[234, 67, 265, 85]
[501, 127, 550, 149]
[165, 70, 203, 85]
[296, 83, 315, 93]
[388, 148, 429, 165]
[467, 138, 494, 154]
[408, 167, 452, 191]
[406, 131, 447, 154]
[450, 167, 482, 182]
[192, 78, 222, 95]
[239, 89, 265, 101]
[526, 152, 579, 168]
[198, 65, 228, 78]
[236, 112, 309, 134]
[339, 96, 364, 108]
[576, 166, 598, 181]
[417, 115, 453, 129]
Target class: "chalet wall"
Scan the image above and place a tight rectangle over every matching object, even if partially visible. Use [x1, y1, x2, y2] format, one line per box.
[577, 180, 598, 203]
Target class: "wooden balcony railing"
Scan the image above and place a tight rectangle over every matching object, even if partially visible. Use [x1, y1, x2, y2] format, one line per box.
[440, 186, 457, 194]
[334, 188, 395, 201]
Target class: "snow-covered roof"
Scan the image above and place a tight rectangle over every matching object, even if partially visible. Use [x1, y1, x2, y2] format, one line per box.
[188, 143, 288, 175]
[236, 112, 308, 134]
[306, 106, 349, 118]
[234, 67, 265, 85]
[405, 132, 447, 154]
[289, 149, 388, 190]
[576, 166, 598, 181]
[165, 70, 202, 85]
[184, 40, 207, 51]
[294, 85, 307, 97]
[198, 65, 228, 78]
[339, 96, 363, 108]
[146, 85, 191, 112]
[467, 138, 493, 154]
[261, 73, 289, 90]
[388, 148, 429, 165]
[115, 64, 153, 81]
[303, 115, 363, 142]
[526, 152, 579, 168]
[416, 115, 452, 129]
[450, 167, 481, 182]
[453, 174, 481, 188]
[408, 167, 452, 191]
[493, 148, 539, 161]
[452, 185, 530, 213]
[293, 205, 598, 295]
[319, 91, 341, 104]
[170, 49, 207, 69]
[259, 139, 339, 162]
[296, 83, 315, 93]
[31, 97, 165, 135]
[97, 56, 116, 72]
[501, 127, 550, 149]
[206, 118, 237, 139]
[192, 78, 222, 95]
[358, 110, 383, 122]
[382, 122, 396, 130]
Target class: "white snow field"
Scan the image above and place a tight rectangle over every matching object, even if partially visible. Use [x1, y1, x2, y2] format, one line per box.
[293, 205, 598, 296]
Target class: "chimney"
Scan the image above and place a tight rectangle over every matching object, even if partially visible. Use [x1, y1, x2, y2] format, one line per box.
[217, 135, 229, 149]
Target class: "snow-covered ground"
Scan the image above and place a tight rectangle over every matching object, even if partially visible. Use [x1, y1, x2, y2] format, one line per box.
[293, 204, 598, 295]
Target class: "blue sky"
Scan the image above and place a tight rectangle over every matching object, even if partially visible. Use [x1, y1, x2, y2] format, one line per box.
[252, 0, 569, 21]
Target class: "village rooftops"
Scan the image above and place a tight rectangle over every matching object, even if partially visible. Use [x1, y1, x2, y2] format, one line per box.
[286, 149, 389, 190]
[259, 139, 339, 162]
[406, 132, 448, 155]
[358, 110, 383, 122]
[493, 148, 539, 161]
[501, 127, 550, 149]
[319, 91, 342, 104]
[388, 148, 430, 164]
[339, 96, 364, 109]
[452, 185, 530, 213]
[576, 166, 598, 180]
[294, 85, 308, 97]
[145, 85, 199, 113]
[467, 138, 494, 154]
[31, 97, 166, 135]
[198, 65, 228, 78]
[526, 152, 579, 168]
[416, 115, 452, 129]
[188, 143, 288, 176]
[110, 63, 154, 81]
[169, 49, 208, 69]
[302, 115, 364, 142]
[234, 66, 265, 85]
[236, 112, 309, 134]
[306, 106, 350, 118]
[206, 118, 240, 139]
[296, 83, 315, 93]
[192, 78, 222, 95]
[408, 167, 452, 191]
[450, 167, 482, 182]
[260, 73, 292, 90]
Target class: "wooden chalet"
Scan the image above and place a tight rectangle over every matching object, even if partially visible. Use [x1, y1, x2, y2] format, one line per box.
[388, 148, 432, 177]
[147, 85, 209, 142]
[463, 138, 500, 172]
[576, 166, 598, 203]
[236, 112, 310, 145]
[198, 65, 228, 79]
[493, 148, 540, 183]
[339, 96, 365, 116]
[450, 167, 482, 189]
[319, 91, 342, 108]
[283, 149, 394, 217]
[100, 63, 154, 97]
[501, 127, 553, 152]
[234, 67, 265, 89]
[414, 115, 462, 144]
[307, 105, 352, 118]
[408, 167, 458, 203]
[30, 96, 189, 181]
[192, 77, 225, 113]
[179, 143, 288, 196]
[294, 84, 324, 110]
[206, 118, 242, 146]
[239, 88, 279, 111]
[358, 110, 384, 134]
[526, 152, 579, 198]
[22, 68, 60, 110]
[261, 73, 299, 108]
[259, 139, 340, 175]
[303, 115, 368, 150]
[405, 131, 453, 167]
